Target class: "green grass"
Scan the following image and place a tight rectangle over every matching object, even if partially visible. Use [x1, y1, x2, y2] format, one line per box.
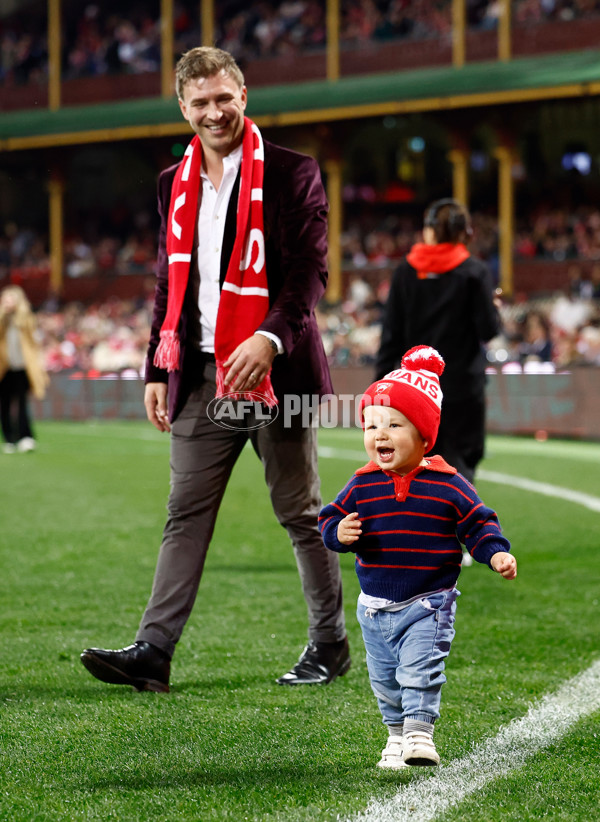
[1, 423, 600, 821]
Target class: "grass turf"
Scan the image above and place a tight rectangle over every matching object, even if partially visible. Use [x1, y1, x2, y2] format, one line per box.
[1, 422, 599, 821]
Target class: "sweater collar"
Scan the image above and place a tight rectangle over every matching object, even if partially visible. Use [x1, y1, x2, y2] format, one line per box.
[356, 455, 457, 502]
[355, 454, 457, 477]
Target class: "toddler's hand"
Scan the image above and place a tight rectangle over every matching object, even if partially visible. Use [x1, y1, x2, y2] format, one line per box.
[491, 551, 517, 580]
[337, 512, 362, 545]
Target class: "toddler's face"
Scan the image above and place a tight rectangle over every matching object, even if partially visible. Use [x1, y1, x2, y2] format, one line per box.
[363, 405, 427, 476]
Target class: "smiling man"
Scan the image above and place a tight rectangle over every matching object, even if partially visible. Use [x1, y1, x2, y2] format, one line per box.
[81, 47, 349, 693]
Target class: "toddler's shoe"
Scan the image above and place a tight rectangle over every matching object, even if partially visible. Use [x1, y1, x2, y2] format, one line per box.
[402, 731, 440, 766]
[377, 735, 409, 770]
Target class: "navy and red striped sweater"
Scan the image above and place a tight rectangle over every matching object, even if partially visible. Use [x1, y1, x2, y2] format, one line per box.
[319, 455, 511, 603]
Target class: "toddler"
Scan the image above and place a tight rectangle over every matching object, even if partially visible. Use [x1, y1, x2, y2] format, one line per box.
[319, 346, 517, 769]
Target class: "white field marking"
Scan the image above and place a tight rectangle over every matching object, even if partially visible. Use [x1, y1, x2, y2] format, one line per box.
[477, 469, 600, 513]
[348, 658, 600, 822]
[318, 447, 600, 513]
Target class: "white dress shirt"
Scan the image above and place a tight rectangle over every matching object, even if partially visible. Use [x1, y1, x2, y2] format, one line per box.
[196, 144, 282, 355]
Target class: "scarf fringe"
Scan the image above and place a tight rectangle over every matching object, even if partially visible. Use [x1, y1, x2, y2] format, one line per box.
[216, 361, 278, 408]
[154, 329, 181, 372]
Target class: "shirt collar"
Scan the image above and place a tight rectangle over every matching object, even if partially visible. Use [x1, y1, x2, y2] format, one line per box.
[200, 143, 243, 182]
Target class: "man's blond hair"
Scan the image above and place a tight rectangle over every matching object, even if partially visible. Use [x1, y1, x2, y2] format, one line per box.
[175, 47, 245, 99]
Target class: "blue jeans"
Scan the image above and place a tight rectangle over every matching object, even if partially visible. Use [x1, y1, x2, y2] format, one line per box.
[356, 589, 459, 727]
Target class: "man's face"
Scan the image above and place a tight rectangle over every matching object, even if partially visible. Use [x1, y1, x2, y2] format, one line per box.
[178, 70, 247, 157]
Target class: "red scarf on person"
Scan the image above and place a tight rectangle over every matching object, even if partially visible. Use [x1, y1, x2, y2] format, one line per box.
[154, 116, 277, 407]
[406, 242, 470, 279]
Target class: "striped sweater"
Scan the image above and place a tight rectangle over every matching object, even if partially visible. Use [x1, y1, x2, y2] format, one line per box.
[318, 455, 511, 603]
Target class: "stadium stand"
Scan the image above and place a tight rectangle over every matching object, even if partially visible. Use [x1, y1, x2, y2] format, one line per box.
[2, 0, 600, 438]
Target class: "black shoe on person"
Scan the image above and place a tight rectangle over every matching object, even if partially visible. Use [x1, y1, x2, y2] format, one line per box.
[276, 637, 350, 685]
[80, 641, 171, 693]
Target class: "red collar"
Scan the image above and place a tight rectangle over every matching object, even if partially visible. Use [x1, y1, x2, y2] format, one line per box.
[356, 455, 456, 476]
[406, 242, 470, 278]
[355, 455, 456, 502]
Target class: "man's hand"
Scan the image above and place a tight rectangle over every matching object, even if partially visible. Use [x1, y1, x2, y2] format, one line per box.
[337, 512, 362, 546]
[490, 551, 517, 580]
[144, 382, 171, 432]
[223, 334, 276, 393]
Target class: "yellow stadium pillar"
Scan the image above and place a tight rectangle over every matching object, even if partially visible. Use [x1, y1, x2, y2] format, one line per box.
[47, 0, 61, 110]
[326, 0, 341, 82]
[161, 0, 175, 98]
[452, 0, 466, 68]
[201, 0, 215, 47]
[494, 145, 515, 296]
[448, 147, 469, 207]
[324, 157, 343, 303]
[498, 0, 512, 62]
[48, 175, 64, 297]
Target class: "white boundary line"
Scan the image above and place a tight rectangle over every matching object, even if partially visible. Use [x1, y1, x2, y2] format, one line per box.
[318, 445, 600, 821]
[477, 469, 600, 512]
[348, 659, 600, 822]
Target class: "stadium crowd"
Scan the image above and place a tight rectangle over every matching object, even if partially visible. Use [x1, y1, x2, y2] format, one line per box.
[3, 0, 600, 88]
[20, 267, 600, 379]
[317, 266, 600, 370]
[8, 203, 600, 283]
[3, 201, 600, 376]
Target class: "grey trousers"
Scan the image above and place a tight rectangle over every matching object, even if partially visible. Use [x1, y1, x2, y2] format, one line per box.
[136, 359, 346, 658]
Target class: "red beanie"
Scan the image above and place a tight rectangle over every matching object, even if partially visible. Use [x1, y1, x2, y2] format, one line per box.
[360, 345, 445, 447]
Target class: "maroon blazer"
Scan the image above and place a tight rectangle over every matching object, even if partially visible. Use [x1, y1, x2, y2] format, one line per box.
[145, 139, 334, 422]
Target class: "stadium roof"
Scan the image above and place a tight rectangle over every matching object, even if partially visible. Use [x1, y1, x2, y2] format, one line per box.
[2, 48, 600, 151]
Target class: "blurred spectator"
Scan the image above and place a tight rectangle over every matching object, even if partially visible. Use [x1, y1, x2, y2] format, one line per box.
[0, 284, 48, 453]
[550, 287, 593, 336]
[590, 264, 600, 300]
[518, 309, 553, 364]
[65, 236, 95, 279]
[0, 18, 47, 87]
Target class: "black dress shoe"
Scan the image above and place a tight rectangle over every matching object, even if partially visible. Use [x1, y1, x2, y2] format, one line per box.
[277, 637, 350, 685]
[80, 641, 170, 693]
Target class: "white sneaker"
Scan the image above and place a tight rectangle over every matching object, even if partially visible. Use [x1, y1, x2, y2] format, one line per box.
[377, 735, 409, 770]
[3, 443, 17, 454]
[17, 437, 36, 452]
[402, 731, 440, 766]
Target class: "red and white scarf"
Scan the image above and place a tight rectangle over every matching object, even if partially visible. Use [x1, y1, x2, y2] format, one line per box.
[154, 116, 277, 407]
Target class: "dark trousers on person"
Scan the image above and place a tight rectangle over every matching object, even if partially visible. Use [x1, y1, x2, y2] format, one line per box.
[429, 395, 486, 484]
[136, 357, 346, 659]
[0, 369, 33, 445]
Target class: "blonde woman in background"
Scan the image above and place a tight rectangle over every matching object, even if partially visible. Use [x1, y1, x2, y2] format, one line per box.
[0, 285, 48, 453]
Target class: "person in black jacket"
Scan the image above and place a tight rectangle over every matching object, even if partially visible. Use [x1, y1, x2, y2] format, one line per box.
[376, 198, 501, 483]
